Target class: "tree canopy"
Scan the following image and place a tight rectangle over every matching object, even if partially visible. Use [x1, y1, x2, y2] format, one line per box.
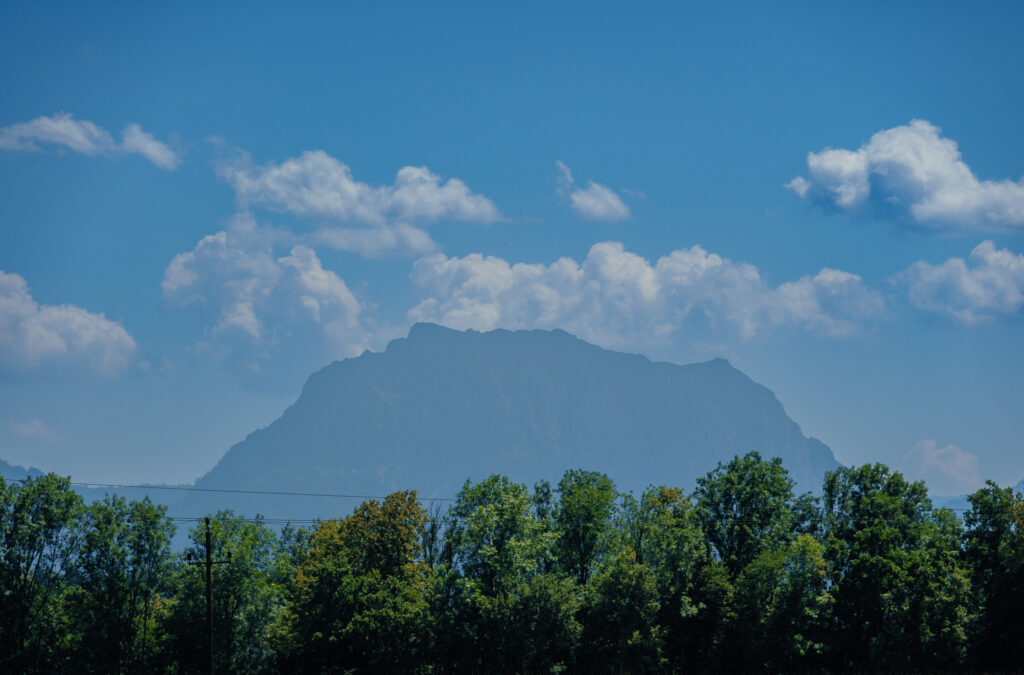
[1, 454, 1022, 673]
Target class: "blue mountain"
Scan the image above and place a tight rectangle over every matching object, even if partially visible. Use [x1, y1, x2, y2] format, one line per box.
[0, 458, 45, 481]
[190, 323, 839, 517]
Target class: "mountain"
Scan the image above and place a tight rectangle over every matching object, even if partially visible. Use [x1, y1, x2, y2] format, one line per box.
[0, 458, 45, 481]
[186, 323, 839, 519]
[930, 477, 1024, 514]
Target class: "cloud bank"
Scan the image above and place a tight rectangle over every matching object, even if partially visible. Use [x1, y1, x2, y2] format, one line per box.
[899, 439, 983, 496]
[0, 271, 136, 374]
[9, 418, 61, 442]
[216, 150, 502, 257]
[787, 119, 1024, 232]
[0, 112, 180, 169]
[408, 241, 885, 350]
[556, 161, 631, 221]
[894, 240, 1024, 324]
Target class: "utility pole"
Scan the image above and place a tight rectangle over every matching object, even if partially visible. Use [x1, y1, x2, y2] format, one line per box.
[186, 517, 232, 675]
[206, 519, 213, 675]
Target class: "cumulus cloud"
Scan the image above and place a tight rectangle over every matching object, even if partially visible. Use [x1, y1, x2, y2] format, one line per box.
[162, 214, 368, 359]
[556, 161, 631, 221]
[9, 418, 60, 442]
[787, 119, 1024, 231]
[0, 112, 180, 169]
[0, 271, 136, 374]
[899, 440, 983, 495]
[408, 241, 884, 349]
[215, 149, 501, 257]
[893, 240, 1024, 324]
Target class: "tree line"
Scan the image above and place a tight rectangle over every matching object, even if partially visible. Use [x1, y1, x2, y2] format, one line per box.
[1, 452, 1022, 673]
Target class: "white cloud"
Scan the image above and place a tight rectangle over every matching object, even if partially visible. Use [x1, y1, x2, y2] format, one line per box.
[556, 161, 631, 221]
[120, 123, 181, 170]
[787, 119, 1024, 231]
[0, 271, 136, 374]
[9, 419, 60, 442]
[162, 214, 368, 358]
[893, 240, 1024, 324]
[215, 149, 501, 256]
[408, 241, 884, 349]
[310, 223, 437, 258]
[0, 112, 180, 169]
[899, 440, 983, 495]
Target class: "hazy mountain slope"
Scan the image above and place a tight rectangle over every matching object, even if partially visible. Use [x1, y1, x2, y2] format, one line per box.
[0, 458, 45, 481]
[192, 324, 838, 519]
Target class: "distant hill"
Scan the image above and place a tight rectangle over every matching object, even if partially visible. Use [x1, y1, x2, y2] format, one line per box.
[0, 458, 45, 481]
[0, 458, 189, 513]
[183, 323, 840, 519]
[930, 478, 1024, 514]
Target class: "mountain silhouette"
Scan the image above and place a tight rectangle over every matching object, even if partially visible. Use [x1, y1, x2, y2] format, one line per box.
[190, 323, 838, 517]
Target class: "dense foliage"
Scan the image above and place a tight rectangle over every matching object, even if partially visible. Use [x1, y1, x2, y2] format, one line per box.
[1, 454, 1022, 673]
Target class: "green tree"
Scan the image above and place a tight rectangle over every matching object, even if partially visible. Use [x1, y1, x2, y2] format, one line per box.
[963, 481, 1024, 670]
[0, 474, 82, 672]
[621, 485, 728, 671]
[439, 475, 579, 671]
[821, 464, 971, 671]
[163, 512, 285, 674]
[578, 550, 664, 673]
[447, 475, 552, 595]
[280, 491, 431, 672]
[732, 533, 831, 672]
[554, 469, 618, 585]
[69, 494, 174, 673]
[695, 451, 797, 579]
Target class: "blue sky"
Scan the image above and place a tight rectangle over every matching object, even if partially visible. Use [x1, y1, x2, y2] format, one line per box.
[2, 2, 1024, 494]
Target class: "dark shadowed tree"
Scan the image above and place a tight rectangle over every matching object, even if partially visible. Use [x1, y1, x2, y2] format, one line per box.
[0, 474, 82, 672]
[732, 533, 831, 672]
[963, 481, 1024, 670]
[163, 512, 284, 674]
[578, 549, 664, 673]
[618, 485, 723, 670]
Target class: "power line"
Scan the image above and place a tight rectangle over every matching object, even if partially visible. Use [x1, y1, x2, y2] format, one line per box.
[66, 482, 976, 512]
[10, 478, 977, 516]
[35, 480, 457, 502]
[168, 516, 322, 525]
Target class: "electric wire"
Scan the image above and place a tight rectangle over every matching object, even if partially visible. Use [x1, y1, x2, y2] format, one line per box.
[8, 475, 980, 528]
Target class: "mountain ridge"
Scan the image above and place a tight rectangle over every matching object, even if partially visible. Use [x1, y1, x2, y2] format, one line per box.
[195, 324, 838, 508]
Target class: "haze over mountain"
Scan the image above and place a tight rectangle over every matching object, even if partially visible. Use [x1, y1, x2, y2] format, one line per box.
[183, 323, 837, 516]
[8, 324, 1024, 528]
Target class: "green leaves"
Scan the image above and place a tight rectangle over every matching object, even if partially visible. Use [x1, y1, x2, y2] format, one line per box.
[449, 475, 552, 595]
[962, 481, 1024, 670]
[696, 451, 797, 578]
[0, 474, 82, 672]
[280, 493, 431, 671]
[554, 469, 618, 585]
[163, 512, 285, 673]
[1, 463, 1021, 671]
[71, 495, 174, 672]
[821, 464, 972, 670]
